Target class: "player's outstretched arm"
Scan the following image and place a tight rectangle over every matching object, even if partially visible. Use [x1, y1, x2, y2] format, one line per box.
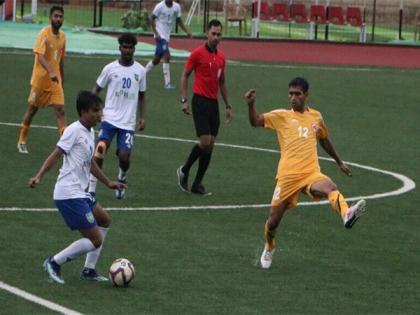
[177, 18, 193, 38]
[245, 89, 264, 127]
[319, 137, 352, 177]
[90, 159, 127, 190]
[29, 147, 63, 188]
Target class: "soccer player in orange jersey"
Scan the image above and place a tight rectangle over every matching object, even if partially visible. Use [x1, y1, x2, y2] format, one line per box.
[17, 6, 66, 154]
[245, 77, 366, 269]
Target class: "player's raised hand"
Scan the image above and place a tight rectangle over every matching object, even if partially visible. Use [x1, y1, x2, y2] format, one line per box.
[181, 101, 191, 115]
[138, 118, 145, 131]
[29, 177, 40, 188]
[245, 89, 256, 105]
[339, 162, 352, 177]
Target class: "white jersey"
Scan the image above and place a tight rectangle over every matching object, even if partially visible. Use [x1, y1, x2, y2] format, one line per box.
[153, 1, 181, 41]
[53, 121, 95, 200]
[96, 60, 146, 131]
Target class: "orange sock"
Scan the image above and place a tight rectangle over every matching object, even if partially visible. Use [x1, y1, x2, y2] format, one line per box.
[18, 124, 30, 143]
[58, 126, 66, 136]
[264, 222, 276, 250]
[328, 190, 349, 219]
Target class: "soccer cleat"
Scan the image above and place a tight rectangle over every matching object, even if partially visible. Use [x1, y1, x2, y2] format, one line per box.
[17, 142, 29, 154]
[43, 257, 65, 284]
[191, 183, 212, 196]
[260, 245, 275, 269]
[176, 166, 189, 192]
[80, 267, 109, 282]
[344, 199, 367, 229]
[115, 179, 126, 200]
[164, 83, 176, 90]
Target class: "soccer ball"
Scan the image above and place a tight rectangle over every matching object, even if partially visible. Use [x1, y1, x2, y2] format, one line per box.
[108, 258, 135, 287]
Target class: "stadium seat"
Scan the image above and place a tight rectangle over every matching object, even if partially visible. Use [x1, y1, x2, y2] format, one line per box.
[290, 4, 308, 23]
[253, 1, 272, 20]
[310, 4, 326, 24]
[272, 3, 290, 22]
[225, 3, 247, 35]
[327, 6, 345, 25]
[346, 6, 363, 27]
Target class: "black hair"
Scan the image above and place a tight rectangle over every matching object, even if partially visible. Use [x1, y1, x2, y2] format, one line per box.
[50, 6, 64, 16]
[118, 33, 138, 46]
[289, 77, 309, 92]
[207, 19, 223, 30]
[76, 91, 102, 116]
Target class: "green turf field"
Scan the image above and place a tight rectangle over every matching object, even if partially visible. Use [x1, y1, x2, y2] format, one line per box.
[0, 50, 419, 314]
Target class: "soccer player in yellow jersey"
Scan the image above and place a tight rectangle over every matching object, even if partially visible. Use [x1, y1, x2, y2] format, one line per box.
[17, 6, 66, 154]
[245, 77, 366, 269]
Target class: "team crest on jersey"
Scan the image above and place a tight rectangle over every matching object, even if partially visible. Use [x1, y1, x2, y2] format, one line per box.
[134, 74, 139, 81]
[311, 123, 318, 133]
[85, 211, 95, 224]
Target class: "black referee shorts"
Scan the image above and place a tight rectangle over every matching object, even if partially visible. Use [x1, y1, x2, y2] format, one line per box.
[192, 94, 220, 137]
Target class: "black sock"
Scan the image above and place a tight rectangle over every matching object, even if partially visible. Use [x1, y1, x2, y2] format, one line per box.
[193, 149, 212, 187]
[182, 144, 202, 174]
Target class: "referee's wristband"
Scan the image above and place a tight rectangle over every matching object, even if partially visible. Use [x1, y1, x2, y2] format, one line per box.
[225, 105, 232, 110]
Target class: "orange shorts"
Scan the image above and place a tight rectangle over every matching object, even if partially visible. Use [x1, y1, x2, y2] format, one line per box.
[271, 172, 330, 208]
[28, 85, 64, 108]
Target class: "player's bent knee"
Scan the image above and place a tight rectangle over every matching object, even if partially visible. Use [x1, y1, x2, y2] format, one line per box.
[91, 238, 102, 248]
[95, 141, 107, 159]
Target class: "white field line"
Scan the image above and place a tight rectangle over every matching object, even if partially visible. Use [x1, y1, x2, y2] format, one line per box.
[2, 49, 418, 73]
[0, 122, 415, 211]
[0, 281, 84, 315]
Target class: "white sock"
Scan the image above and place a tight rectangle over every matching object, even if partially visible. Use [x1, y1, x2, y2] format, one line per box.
[84, 227, 108, 270]
[163, 63, 171, 85]
[118, 168, 127, 181]
[145, 60, 154, 74]
[89, 175, 98, 193]
[53, 238, 96, 265]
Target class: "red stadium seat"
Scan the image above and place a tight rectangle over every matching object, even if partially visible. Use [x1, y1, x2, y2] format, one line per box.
[327, 6, 345, 25]
[272, 3, 290, 22]
[290, 4, 308, 23]
[346, 6, 363, 27]
[253, 1, 272, 20]
[310, 4, 326, 24]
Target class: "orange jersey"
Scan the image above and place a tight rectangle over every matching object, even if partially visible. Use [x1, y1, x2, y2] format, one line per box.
[264, 107, 329, 179]
[30, 26, 66, 91]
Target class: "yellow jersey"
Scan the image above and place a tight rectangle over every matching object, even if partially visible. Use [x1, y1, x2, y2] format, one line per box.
[264, 107, 329, 179]
[30, 26, 66, 91]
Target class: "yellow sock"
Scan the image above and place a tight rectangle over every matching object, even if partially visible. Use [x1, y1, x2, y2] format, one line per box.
[264, 222, 276, 250]
[58, 126, 66, 136]
[328, 190, 349, 219]
[18, 124, 30, 143]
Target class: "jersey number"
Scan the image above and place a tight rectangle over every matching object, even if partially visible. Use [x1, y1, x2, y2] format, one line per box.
[298, 126, 309, 138]
[125, 133, 134, 147]
[122, 78, 131, 89]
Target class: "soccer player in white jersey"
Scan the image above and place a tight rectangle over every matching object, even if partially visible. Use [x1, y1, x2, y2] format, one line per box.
[145, 0, 192, 89]
[29, 91, 126, 284]
[89, 33, 146, 200]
